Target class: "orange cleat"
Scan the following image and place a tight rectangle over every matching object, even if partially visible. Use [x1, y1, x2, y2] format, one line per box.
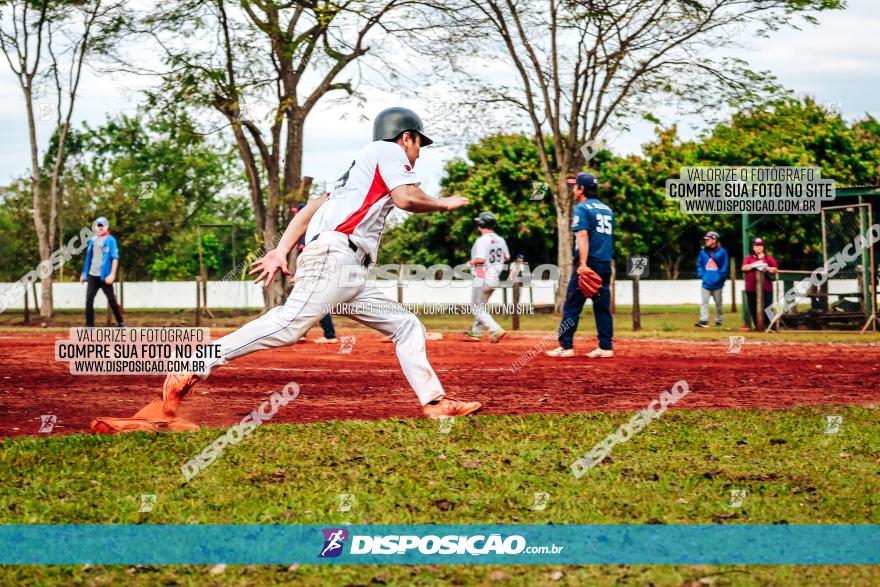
[162, 372, 200, 417]
[422, 397, 483, 419]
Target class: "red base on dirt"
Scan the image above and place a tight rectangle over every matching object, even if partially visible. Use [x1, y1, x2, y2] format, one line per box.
[90, 399, 200, 434]
[1, 331, 877, 437]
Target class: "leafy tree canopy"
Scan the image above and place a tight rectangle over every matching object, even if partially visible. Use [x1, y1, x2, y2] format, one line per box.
[380, 98, 880, 278]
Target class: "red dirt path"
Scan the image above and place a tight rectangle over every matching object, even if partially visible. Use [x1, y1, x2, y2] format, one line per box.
[1, 331, 878, 437]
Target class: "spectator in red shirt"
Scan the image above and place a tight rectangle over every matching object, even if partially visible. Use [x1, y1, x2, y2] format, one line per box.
[742, 237, 779, 330]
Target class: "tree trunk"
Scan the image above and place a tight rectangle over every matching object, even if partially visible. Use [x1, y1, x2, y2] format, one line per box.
[24, 88, 55, 321]
[552, 177, 573, 312]
[672, 255, 682, 280]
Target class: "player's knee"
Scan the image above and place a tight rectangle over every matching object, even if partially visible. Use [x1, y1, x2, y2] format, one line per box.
[394, 313, 425, 340]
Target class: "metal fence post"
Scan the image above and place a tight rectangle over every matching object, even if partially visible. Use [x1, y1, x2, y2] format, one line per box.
[632, 274, 641, 332]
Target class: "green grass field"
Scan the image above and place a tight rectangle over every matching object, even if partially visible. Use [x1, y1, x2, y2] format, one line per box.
[2, 405, 878, 585]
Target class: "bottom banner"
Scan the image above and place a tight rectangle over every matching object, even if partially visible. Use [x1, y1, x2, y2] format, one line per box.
[1, 524, 876, 565]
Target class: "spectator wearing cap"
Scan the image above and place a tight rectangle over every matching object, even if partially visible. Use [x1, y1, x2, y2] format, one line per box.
[695, 230, 728, 328]
[81, 216, 124, 327]
[741, 237, 779, 330]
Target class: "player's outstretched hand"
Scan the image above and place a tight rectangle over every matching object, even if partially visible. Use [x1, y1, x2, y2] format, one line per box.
[249, 248, 291, 287]
[443, 195, 469, 210]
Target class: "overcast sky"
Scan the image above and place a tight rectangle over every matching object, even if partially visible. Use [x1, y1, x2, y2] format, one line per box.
[1, 0, 877, 195]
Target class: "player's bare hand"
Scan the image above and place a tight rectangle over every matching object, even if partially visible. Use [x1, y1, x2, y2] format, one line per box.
[80, 275, 85, 284]
[104, 275, 114, 285]
[443, 195, 469, 210]
[576, 264, 589, 274]
[249, 248, 291, 287]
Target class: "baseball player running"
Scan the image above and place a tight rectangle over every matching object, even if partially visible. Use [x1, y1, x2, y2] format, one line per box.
[160, 107, 481, 420]
[464, 212, 509, 343]
[546, 172, 615, 358]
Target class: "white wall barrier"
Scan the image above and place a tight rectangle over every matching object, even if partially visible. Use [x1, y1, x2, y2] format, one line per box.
[0, 278, 859, 310]
[0, 279, 856, 310]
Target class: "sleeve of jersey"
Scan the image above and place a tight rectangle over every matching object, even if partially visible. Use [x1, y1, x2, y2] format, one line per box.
[473, 239, 486, 260]
[572, 207, 589, 232]
[378, 146, 421, 191]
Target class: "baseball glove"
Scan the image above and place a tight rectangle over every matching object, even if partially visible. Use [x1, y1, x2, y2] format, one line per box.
[577, 267, 603, 298]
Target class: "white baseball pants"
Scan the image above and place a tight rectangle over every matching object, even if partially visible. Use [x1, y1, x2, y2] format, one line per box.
[469, 280, 502, 335]
[201, 232, 445, 406]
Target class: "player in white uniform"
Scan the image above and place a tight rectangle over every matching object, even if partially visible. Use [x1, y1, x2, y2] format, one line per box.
[464, 212, 510, 343]
[160, 107, 482, 420]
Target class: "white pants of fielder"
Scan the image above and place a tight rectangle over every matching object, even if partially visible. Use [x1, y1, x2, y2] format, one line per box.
[469, 279, 502, 335]
[200, 232, 445, 406]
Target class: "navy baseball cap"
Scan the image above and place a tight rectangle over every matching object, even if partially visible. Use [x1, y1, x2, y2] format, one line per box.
[94, 216, 109, 227]
[566, 172, 598, 191]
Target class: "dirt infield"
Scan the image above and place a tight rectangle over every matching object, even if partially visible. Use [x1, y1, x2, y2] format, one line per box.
[0, 330, 877, 437]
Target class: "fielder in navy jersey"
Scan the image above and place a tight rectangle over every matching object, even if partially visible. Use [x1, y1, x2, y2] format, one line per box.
[547, 172, 615, 359]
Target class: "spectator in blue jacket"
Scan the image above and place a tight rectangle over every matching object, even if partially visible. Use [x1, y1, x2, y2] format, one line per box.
[81, 216, 124, 327]
[695, 230, 728, 328]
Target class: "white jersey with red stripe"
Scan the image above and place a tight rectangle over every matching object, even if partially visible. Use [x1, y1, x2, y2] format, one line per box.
[305, 140, 420, 262]
[471, 232, 510, 281]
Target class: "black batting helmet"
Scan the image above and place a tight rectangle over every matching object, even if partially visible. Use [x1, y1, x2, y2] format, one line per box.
[373, 107, 434, 146]
[474, 211, 497, 229]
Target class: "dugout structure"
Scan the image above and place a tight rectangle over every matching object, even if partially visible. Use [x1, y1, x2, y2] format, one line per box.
[747, 187, 878, 332]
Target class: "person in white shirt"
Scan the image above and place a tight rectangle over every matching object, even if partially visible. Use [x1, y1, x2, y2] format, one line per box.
[464, 212, 510, 343]
[157, 107, 482, 423]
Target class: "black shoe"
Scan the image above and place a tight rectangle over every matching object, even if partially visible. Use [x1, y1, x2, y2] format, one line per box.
[695, 321, 709, 328]
[118, 322, 126, 328]
[715, 322, 722, 327]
